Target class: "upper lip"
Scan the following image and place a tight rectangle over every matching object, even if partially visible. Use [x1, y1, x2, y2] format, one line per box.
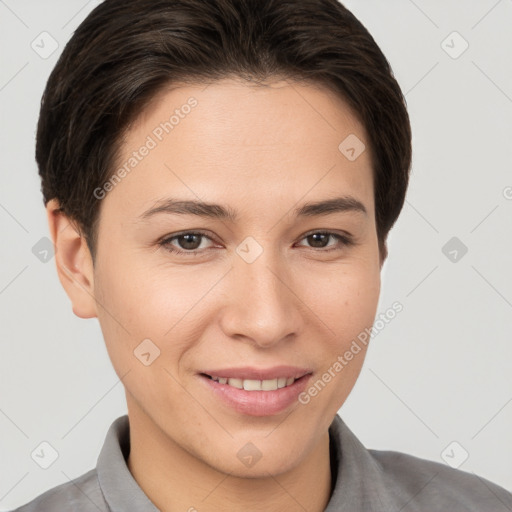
[200, 365, 313, 380]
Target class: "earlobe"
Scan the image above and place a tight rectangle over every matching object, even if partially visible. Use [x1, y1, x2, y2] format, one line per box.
[45, 198, 98, 319]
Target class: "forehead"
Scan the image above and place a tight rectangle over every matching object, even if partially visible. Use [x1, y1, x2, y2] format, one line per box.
[104, 78, 374, 222]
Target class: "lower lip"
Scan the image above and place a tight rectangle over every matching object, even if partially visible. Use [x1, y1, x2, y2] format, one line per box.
[199, 374, 312, 417]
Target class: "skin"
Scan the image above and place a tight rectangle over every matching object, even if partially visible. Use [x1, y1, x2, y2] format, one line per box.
[47, 78, 384, 512]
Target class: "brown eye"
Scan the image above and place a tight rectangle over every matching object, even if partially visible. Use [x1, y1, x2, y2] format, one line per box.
[159, 231, 214, 256]
[306, 232, 331, 248]
[158, 230, 354, 257]
[174, 233, 203, 250]
[298, 231, 354, 252]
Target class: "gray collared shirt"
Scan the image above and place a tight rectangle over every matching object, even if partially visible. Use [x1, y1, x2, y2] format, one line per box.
[12, 414, 512, 511]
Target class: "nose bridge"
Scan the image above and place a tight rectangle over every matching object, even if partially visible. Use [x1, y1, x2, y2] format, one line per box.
[222, 245, 300, 347]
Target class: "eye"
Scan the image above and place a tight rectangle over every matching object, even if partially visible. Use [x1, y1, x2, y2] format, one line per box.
[158, 229, 355, 256]
[296, 231, 354, 252]
[159, 231, 215, 256]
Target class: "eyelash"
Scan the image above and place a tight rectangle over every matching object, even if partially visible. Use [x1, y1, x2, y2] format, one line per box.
[158, 230, 355, 256]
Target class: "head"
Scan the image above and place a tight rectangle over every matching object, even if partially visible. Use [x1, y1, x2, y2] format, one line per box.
[39, 0, 411, 477]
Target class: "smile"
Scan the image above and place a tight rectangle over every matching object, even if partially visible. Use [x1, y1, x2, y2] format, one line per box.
[204, 374, 297, 391]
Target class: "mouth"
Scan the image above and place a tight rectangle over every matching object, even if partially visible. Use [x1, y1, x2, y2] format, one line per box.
[200, 373, 305, 391]
[198, 367, 312, 416]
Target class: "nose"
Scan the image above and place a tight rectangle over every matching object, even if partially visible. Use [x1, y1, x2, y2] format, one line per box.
[219, 251, 304, 349]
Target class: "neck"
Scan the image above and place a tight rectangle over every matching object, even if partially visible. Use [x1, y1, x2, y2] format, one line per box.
[126, 404, 333, 512]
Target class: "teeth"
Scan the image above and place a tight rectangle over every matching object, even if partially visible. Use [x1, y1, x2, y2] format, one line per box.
[227, 378, 243, 389]
[210, 375, 298, 391]
[243, 379, 261, 390]
[261, 378, 278, 390]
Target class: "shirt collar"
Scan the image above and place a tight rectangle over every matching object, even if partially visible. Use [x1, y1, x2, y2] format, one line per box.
[325, 414, 398, 511]
[96, 415, 159, 511]
[97, 414, 397, 511]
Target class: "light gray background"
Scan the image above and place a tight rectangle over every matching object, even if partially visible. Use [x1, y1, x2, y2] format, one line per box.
[1, 0, 511, 509]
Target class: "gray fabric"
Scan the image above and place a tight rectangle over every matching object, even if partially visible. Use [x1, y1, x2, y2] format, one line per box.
[12, 414, 512, 511]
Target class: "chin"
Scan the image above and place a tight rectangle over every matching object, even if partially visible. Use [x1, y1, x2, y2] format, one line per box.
[203, 436, 308, 478]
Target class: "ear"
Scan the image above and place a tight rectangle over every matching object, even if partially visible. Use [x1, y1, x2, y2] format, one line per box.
[46, 198, 98, 319]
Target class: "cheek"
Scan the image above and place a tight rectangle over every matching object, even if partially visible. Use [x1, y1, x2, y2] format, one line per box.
[96, 250, 195, 329]
[298, 262, 380, 339]
[93, 254, 213, 367]
[93, 258, 199, 414]
[299, 261, 379, 405]
[297, 268, 379, 413]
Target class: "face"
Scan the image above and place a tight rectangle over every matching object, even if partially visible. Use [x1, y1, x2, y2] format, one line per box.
[90, 78, 382, 476]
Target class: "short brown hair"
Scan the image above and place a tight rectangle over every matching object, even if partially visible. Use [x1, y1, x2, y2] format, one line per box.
[36, 0, 412, 262]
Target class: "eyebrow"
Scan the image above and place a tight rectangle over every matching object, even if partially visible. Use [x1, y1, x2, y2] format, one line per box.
[138, 195, 367, 222]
